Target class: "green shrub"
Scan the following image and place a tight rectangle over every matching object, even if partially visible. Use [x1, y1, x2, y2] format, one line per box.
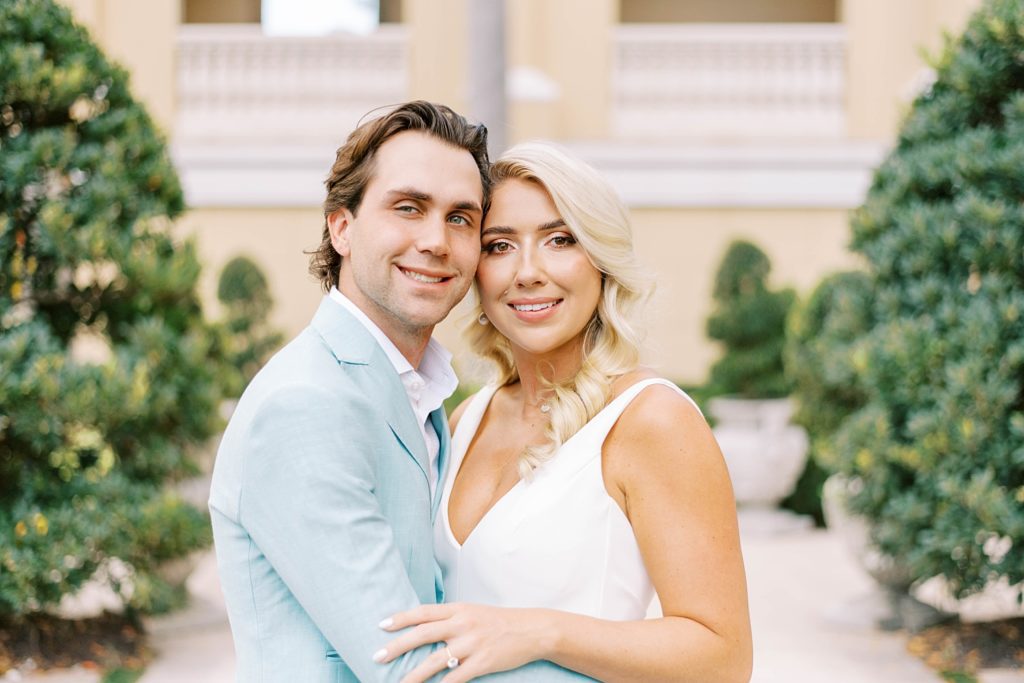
[784, 271, 875, 524]
[706, 240, 795, 398]
[216, 256, 283, 396]
[0, 0, 221, 618]
[786, 271, 875, 465]
[833, 0, 1024, 598]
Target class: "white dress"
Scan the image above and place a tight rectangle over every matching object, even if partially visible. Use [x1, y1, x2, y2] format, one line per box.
[435, 378, 700, 619]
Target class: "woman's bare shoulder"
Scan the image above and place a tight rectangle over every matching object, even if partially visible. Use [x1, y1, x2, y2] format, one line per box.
[606, 370, 711, 463]
[610, 369, 702, 426]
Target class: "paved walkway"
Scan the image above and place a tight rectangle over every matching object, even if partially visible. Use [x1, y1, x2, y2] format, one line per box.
[134, 518, 953, 683]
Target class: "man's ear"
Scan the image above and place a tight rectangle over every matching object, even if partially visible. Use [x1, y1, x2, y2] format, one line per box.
[327, 208, 354, 257]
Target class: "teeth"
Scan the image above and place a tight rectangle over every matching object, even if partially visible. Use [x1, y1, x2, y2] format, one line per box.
[513, 302, 557, 312]
[403, 269, 443, 283]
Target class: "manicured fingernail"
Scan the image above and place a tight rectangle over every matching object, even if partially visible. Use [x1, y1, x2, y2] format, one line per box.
[378, 617, 393, 629]
[373, 648, 388, 663]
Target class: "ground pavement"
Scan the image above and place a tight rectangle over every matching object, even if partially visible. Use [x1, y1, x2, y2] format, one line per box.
[17, 514, 1023, 683]
[135, 516, 946, 683]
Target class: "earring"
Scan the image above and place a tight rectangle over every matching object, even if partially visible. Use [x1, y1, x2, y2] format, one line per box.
[478, 312, 489, 326]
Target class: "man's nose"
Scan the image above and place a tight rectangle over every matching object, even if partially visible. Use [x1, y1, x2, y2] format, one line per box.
[416, 214, 451, 257]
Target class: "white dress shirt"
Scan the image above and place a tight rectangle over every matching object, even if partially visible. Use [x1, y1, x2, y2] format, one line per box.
[328, 287, 457, 494]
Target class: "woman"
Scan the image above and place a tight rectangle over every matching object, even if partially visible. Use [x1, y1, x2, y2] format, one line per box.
[375, 143, 752, 682]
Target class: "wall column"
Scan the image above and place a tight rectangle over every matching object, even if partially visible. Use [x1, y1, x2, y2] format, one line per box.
[467, 0, 507, 154]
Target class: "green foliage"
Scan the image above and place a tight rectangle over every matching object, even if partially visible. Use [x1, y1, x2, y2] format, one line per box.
[0, 0, 222, 618]
[832, 0, 1024, 599]
[102, 669, 145, 683]
[445, 383, 479, 417]
[786, 272, 875, 465]
[216, 256, 283, 396]
[706, 240, 795, 398]
[784, 271, 875, 525]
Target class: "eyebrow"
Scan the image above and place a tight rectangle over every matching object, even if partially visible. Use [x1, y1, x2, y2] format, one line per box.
[482, 218, 566, 238]
[384, 187, 482, 214]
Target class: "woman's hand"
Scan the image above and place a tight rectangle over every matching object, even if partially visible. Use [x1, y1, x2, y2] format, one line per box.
[374, 602, 558, 683]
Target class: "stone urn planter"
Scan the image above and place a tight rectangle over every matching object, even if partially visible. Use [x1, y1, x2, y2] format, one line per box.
[709, 397, 808, 502]
[708, 396, 810, 533]
[821, 473, 949, 631]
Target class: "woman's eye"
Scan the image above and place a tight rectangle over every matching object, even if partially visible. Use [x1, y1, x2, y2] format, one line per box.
[550, 234, 576, 247]
[484, 241, 512, 254]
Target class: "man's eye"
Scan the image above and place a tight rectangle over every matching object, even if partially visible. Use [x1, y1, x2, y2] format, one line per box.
[449, 215, 469, 226]
[396, 205, 418, 214]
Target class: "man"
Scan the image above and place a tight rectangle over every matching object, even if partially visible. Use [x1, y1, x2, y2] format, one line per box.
[209, 102, 589, 682]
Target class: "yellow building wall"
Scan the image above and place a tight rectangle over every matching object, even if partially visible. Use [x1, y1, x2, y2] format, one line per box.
[630, 208, 859, 384]
[403, 0, 469, 113]
[61, 0, 178, 132]
[843, 0, 982, 139]
[506, 0, 616, 142]
[176, 209, 327, 339]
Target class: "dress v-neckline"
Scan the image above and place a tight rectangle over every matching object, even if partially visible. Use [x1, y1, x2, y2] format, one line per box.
[442, 378, 681, 549]
[443, 384, 522, 549]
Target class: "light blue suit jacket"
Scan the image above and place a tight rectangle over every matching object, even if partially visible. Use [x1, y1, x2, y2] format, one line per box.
[210, 298, 593, 682]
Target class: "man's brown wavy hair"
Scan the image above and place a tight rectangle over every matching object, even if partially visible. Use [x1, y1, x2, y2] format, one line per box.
[308, 101, 490, 291]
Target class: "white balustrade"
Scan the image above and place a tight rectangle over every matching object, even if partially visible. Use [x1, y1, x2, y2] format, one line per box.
[175, 24, 408, 147]
[613, 24, 847, 140]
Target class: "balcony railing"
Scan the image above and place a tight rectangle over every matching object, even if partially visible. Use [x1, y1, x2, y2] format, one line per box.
[175, 24, 408, 147]
[612, 24, 846, 140]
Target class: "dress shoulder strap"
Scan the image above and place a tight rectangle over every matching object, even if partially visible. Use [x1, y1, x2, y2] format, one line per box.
[575, 377, 703, 447]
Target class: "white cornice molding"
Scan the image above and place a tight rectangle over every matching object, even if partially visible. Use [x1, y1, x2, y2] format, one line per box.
[172, 143, 333, 208]
[565, 141, 888, 209]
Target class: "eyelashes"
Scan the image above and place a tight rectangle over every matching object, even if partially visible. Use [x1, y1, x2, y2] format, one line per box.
[482, 234, 576, 254]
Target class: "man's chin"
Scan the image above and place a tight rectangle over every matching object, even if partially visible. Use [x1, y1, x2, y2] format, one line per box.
[409, 294, 467, 322]
[399, 306, 457, 332]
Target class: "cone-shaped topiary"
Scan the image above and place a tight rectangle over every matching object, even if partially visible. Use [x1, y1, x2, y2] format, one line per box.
[834, 0, 1024, 598]
[706, 239, 795, 398]
[216, 255, 283, 397]
[0, 0, 224, 617]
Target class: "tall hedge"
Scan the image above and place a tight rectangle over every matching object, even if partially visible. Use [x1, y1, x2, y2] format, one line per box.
[0, 0, 222, 616]
[834, 0, 1024, 598]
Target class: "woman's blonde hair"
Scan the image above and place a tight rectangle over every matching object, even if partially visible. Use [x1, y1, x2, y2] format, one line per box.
[466, 142, 653, 478]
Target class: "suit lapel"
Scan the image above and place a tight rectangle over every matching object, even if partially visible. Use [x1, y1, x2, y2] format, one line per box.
[310, 297, 430, 483]
[379, 372, 431, 483]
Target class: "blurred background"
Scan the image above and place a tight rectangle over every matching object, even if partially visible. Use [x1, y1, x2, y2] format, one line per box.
[63, 0, 976, 383]
[3, 0, 1023, 681]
